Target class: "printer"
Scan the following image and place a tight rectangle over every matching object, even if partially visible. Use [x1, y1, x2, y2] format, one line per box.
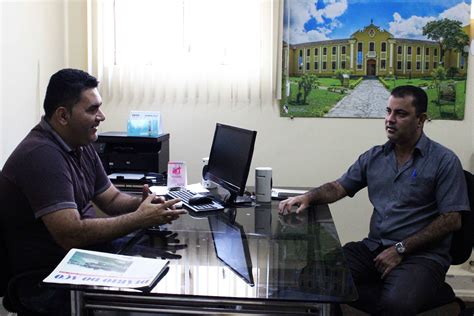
[93, 132, 170, 191]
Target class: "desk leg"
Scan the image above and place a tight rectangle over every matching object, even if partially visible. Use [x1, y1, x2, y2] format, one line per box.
[71, 290, 84, 316]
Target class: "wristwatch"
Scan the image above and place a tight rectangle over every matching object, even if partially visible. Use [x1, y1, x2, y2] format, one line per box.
[395, 241, 406, 255]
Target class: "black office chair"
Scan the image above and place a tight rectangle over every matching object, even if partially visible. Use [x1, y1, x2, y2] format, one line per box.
[0, 171, 50, 316]
[341, 170, 474, 316]
[418, 170, 474, 314]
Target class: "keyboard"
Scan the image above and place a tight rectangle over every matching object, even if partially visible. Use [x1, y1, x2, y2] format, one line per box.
[167, 188, 225, 212]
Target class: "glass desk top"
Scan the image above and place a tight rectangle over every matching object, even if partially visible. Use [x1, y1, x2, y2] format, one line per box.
[112, 201, 358, 305]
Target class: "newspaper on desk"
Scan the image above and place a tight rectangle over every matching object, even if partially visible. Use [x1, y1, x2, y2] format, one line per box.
[43, 248, 169, 289]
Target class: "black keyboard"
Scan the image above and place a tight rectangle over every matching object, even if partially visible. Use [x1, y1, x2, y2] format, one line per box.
[167, 189, 224, 212]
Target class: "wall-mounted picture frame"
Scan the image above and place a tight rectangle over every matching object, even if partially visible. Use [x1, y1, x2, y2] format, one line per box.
[280, 0, 471, 120]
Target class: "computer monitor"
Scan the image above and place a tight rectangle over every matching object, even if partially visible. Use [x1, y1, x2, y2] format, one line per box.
[208, 213, 255, 286]
[205, 123, 257, 203]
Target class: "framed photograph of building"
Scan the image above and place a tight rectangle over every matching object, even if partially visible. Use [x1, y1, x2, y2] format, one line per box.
[281, 0, 471, 120]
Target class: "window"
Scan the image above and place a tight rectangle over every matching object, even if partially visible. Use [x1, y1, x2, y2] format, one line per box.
[434, 48, 438, 56]
[381, 42, 386, 52]
[416, 47, 421, 55]
[332, 46, 336, 55]
[298, 50, 303, 69]
[323, 62, 327, 70]
[425, 62, 429, 69]
[357, 43, 363, 68]
[341, 46, 346, 54]
[416, 62, 421, 70]
[314, 61, 318, 70]
[369, 42, 375, 51]
[306, 49, 310, 57]
[434, 62, 438, 68]
[425, 47, 429, 55]
[341, 61, 346, 69]
[381, 60, 386, 69]
[94, 0, 271, 106]
[397, 61, 402, 70]
[407, 61, 412, 70]
[306, 63, 310, 70]
[407, 46, 412, 54]
[323, 47, 327, 55]
[332, 61, 336, 69]
[398, 46, 402, 54]
[314, 48, 318, 55]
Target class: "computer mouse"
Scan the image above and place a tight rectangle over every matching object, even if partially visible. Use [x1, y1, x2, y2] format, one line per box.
[188, 194, 213, 205]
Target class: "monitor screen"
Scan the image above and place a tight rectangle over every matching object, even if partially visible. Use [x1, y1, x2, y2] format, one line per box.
[205, 123, 257, 201]
[208, 214, 254, 286]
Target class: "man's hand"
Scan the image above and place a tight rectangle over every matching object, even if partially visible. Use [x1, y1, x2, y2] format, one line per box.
[373, 246, 403, 279]
[137, 194, 186, 226]
[278, 194, 310, 214]
[142, 184, 166, 204]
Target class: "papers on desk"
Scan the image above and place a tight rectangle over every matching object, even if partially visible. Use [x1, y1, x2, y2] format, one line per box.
[43, 249, 169, 290]
[271, 188, 307, 200]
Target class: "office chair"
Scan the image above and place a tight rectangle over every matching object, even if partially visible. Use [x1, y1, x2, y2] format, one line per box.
[341, 170, 474, 316]
[0, 171, 50, 316]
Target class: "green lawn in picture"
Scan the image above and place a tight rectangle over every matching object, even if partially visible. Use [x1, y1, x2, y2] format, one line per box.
[282, 76, 466, 120]
[425, 81, 465, 120]
[388, 79, 466, 120]
[282, 81, 345, 117]
[384, 78, 433, 90]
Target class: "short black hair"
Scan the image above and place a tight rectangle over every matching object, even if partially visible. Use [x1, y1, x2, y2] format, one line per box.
[43, 69, 99, 119]
[391, 85, 427, 115]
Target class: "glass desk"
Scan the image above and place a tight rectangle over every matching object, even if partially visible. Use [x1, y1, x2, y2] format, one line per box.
[70, 201, 357, 315]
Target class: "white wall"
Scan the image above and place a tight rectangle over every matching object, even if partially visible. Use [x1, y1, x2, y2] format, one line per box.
[1, 2, 473, 244]
[0, 0, 87, 167]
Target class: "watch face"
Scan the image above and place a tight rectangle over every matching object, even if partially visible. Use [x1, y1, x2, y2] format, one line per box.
[396, 242, 406, 254]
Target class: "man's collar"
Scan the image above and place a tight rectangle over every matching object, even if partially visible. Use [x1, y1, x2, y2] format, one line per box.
[39, 116, 75, 153]
[414, 132, 428, 157]
[382, 132, 428, 157]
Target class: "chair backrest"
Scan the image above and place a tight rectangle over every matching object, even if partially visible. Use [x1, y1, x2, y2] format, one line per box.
[0, 236, 8, 297]
[0, 171, 11, 296]
[449, 170, 474, 265]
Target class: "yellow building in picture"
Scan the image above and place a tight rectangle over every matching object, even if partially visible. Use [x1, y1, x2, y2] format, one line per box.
[287, 22, 468, 78]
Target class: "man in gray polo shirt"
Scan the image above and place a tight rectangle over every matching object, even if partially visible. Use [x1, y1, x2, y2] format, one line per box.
[1, 69, 186, 315]
[279, 85, 470, 315]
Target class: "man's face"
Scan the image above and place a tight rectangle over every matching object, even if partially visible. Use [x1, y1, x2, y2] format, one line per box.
[385, 95, 424, 145]
[67, 88, 105, 147]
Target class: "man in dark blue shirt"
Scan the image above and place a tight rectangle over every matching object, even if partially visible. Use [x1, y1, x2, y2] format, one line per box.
[279, 85, 470, 315]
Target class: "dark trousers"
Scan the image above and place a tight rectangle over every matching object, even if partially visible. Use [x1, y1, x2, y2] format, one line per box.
[343, 241, 447, 316]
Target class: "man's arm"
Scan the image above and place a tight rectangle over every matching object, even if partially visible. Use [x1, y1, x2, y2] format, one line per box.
[93, 185, 158, 216]
[403, 211, 461, 254]
[41, 194, 186, 250]
[279, 181, 347, 214]
[374, 211, 462, 278]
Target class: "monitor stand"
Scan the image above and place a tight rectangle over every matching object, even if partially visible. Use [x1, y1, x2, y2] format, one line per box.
[212, 186, 255, 207]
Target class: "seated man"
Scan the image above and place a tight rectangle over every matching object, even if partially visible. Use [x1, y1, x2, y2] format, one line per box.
[279, 85, 470, 315]
[1, 68, 186, 315]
